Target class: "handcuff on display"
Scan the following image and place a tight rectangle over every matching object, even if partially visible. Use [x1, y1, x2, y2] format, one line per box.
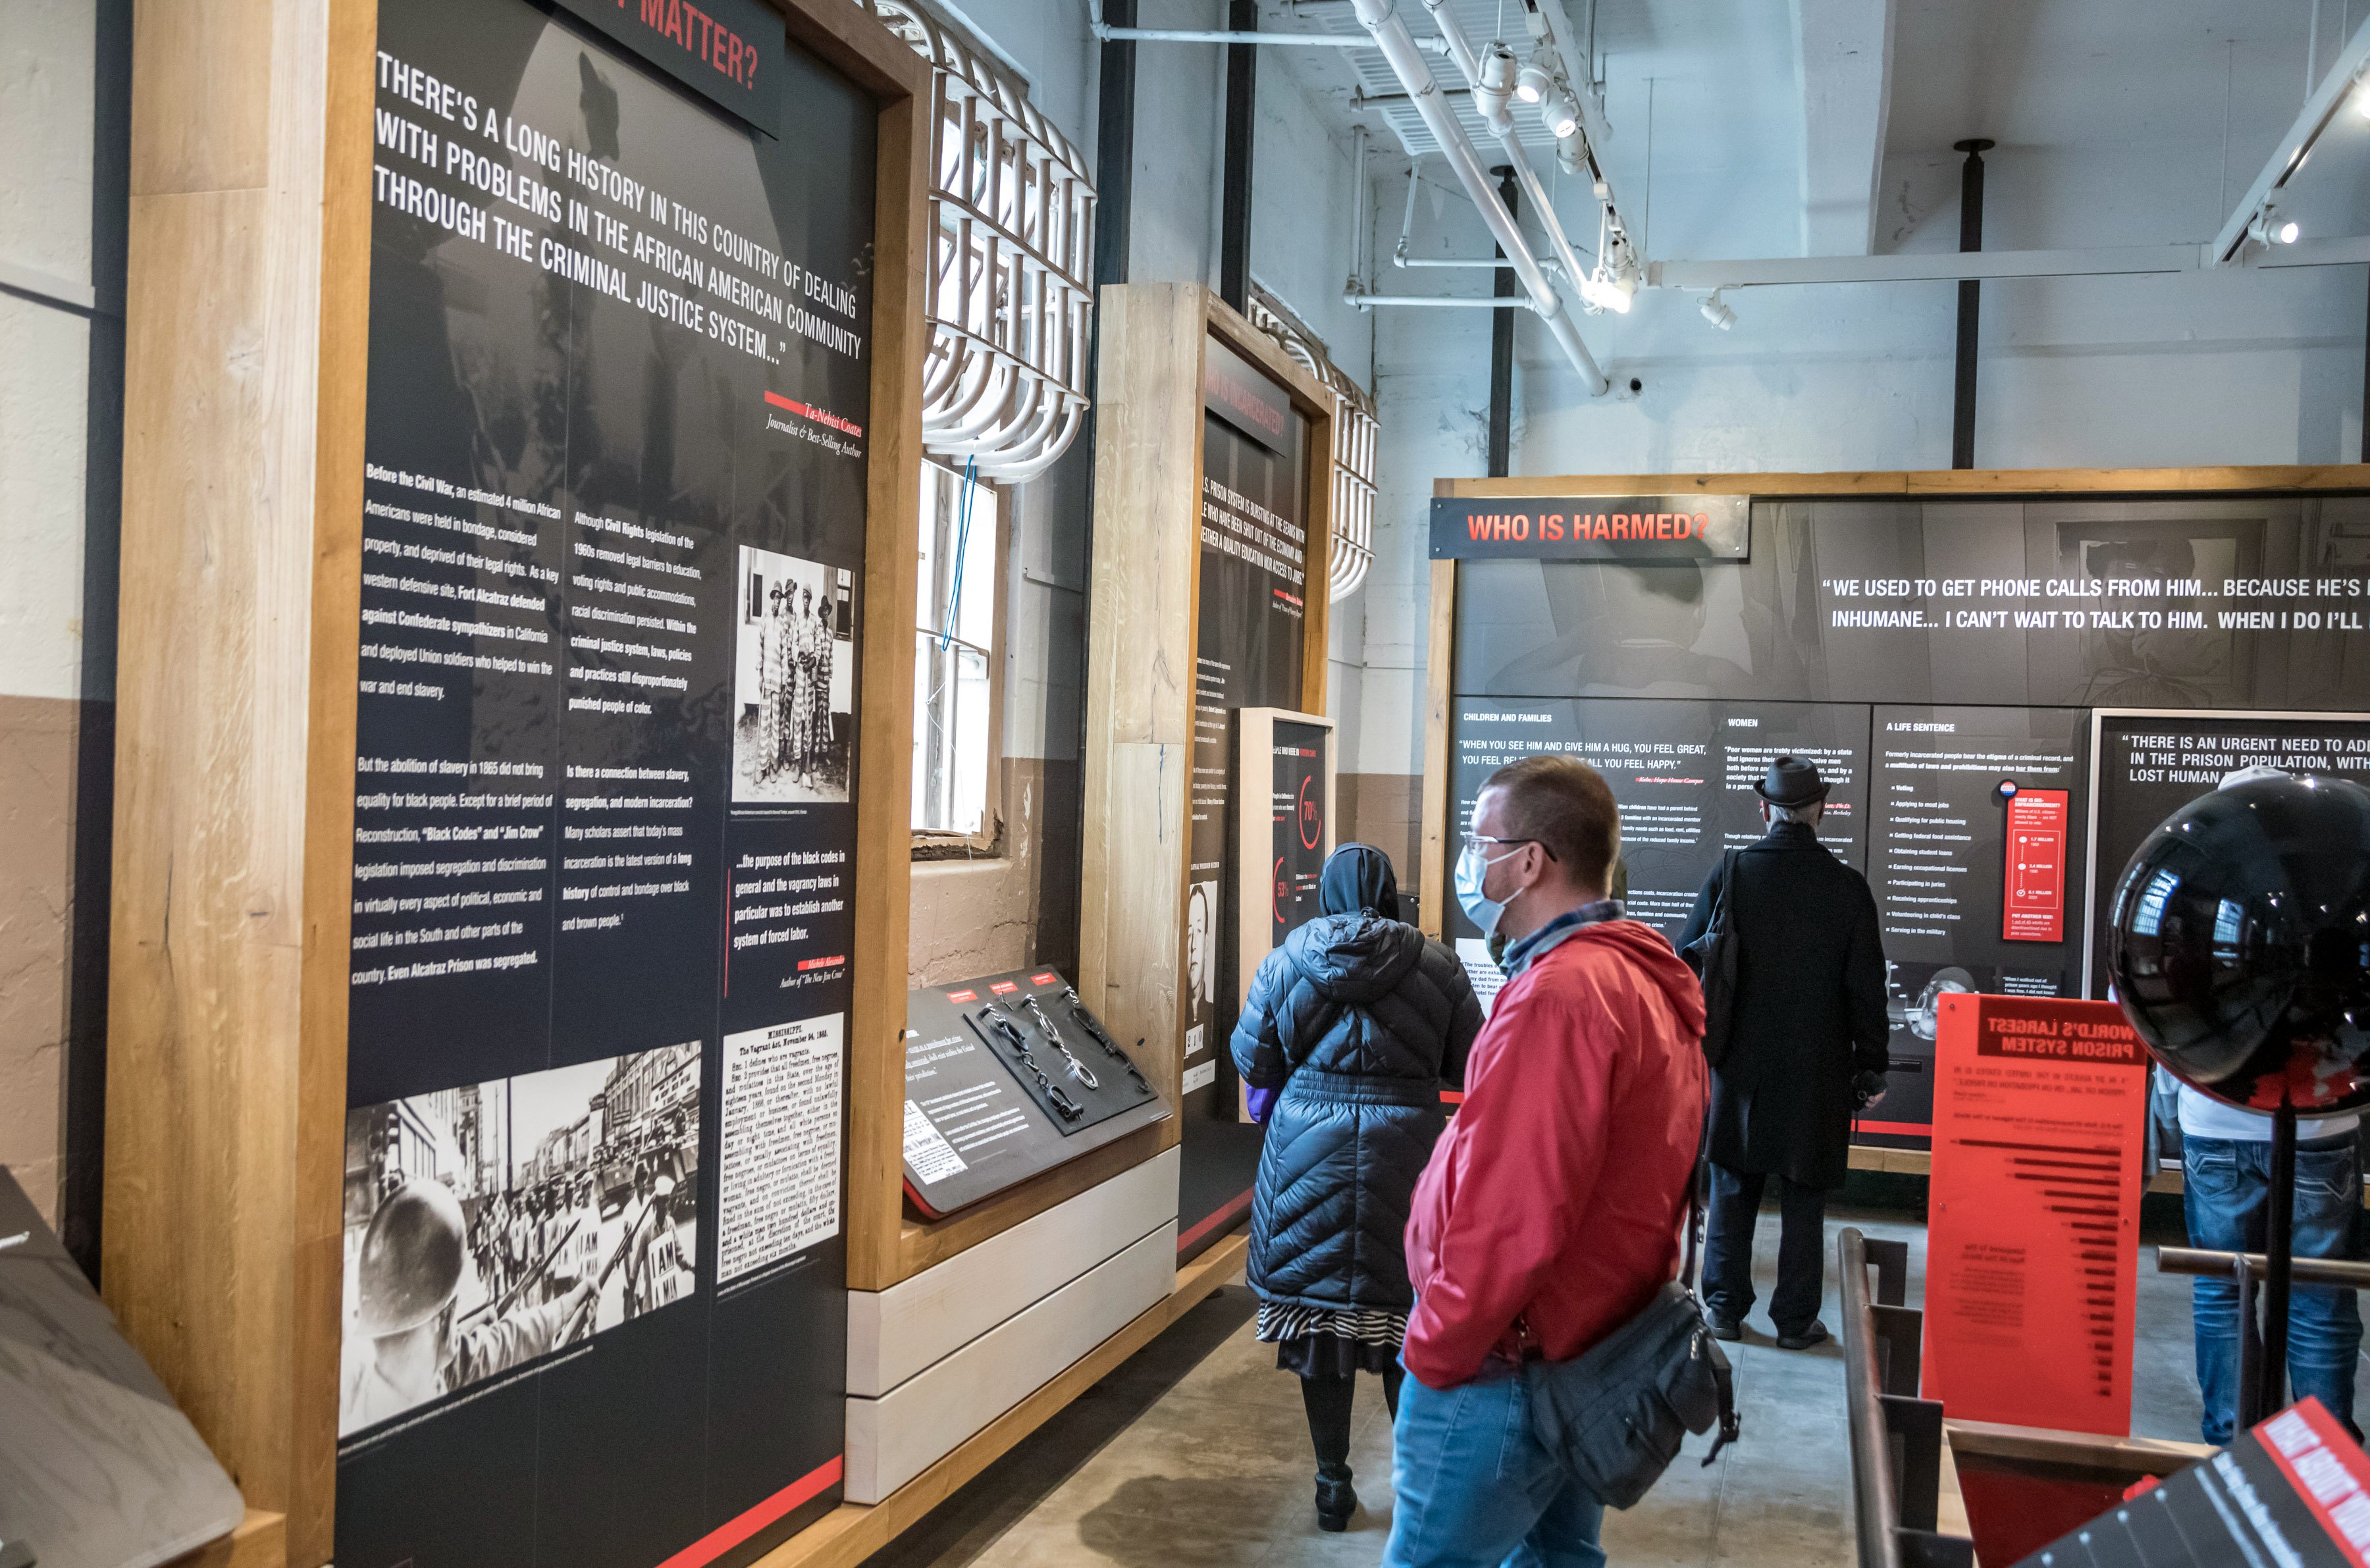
[1063, 986, 1152, 1090]
[976, 1004, 1086, 1120]
[1017, 995, 1099, 1090]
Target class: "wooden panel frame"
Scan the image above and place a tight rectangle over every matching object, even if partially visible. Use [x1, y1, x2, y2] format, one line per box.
[105, 3, 930, 1564]
[1061, 284, 1338, 1276]
[1419, 465, 2370, 941]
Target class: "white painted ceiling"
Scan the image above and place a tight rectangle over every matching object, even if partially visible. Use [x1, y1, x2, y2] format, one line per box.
[1261, 0, 2370, 262]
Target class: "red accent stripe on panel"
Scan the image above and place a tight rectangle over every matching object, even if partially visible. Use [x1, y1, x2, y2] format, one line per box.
[1177, 1188, 1255, 1253]
[654, 1455, 844, 1568]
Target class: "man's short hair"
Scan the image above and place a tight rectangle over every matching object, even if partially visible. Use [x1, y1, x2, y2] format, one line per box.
[1482, 754, 1620, 892]
[1768, 800, 1822, 825]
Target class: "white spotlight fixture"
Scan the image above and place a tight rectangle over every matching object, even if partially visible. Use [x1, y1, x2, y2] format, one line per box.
[1699, 290, 1735, 330]
[1540, 85, 1581, 140]
[2249, 205, 2300, 246]
[1579, 267, 1635, 315]
[1515, 52, 1552, 105]
[2357, 80, 2370, 118]
[1475, 44, 1519, 128]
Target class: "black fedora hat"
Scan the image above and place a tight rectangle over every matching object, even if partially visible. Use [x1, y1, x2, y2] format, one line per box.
[1753, 755, 1830, 807]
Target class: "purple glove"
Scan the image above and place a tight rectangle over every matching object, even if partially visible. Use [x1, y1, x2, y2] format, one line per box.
[1246, 1085, 1280, 1124]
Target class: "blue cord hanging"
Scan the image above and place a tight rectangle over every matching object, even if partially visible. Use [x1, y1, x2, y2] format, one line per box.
[938, 456, 978, 652]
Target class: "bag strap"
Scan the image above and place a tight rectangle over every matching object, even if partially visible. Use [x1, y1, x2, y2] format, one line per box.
[1680, 1107, 1741, 1467]
[1709, 847, 1741, 931]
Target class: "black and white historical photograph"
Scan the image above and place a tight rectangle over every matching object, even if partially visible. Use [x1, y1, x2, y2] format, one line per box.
[733, 545, 855, 804]
[338, 1042, 703, 1438]
[1186, 878, 1218, 1006]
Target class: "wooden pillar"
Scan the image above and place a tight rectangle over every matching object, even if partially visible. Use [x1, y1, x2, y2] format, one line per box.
[105, 0, 375, 1561]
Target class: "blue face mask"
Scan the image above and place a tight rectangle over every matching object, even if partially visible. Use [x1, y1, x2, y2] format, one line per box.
[1454, 842, 1520, 938]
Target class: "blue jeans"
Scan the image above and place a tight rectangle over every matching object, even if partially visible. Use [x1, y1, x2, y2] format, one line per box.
[1383, 1360, 1604, 1568]
[2184, 1132, 2364, 1444]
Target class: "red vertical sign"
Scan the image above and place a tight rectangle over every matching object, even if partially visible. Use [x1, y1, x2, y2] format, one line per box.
[1922, 995, 2147, 1436]
[2001, 788, 2068, 942]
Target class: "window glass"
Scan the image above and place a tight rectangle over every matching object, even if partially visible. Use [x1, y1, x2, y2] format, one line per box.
[913, 460, 998, 835]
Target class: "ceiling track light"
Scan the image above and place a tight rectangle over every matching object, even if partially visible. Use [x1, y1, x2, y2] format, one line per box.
[1515, 51, 1552, 105]
[1579, 267, 1635, 315]
[1540, 84, 1581, 140]
[2248, 205, 2300, 246]
[1700, 289, 1735, 330]
[1475, 43, 1519, 131]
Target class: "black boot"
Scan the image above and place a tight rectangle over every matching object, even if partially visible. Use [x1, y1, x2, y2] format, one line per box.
[1315, 1463, 1357, 1531]
[1301, 1374, 1359, 1530]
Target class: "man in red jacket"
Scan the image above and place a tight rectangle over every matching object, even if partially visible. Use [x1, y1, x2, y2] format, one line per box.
[1385, 754, 1708, 1568]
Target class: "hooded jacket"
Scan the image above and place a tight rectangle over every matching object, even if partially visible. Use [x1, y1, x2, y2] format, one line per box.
[1402, 918, 1709, 1390]
[1230, 845, 1484, 1318]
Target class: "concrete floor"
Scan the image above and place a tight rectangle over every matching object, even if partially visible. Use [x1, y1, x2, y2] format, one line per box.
[859, 1191, 2242, 1568]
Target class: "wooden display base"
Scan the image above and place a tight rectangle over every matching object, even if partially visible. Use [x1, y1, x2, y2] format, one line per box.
[748, 1231, 1249, 1568]
[165, 1509, 285, 1568]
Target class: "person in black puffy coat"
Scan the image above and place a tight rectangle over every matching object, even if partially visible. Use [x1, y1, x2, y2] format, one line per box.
[1230, 842, 1483, 1532]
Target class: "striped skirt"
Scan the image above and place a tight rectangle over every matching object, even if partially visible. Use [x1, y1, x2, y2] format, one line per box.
[1255, 1300, 1408, 1378]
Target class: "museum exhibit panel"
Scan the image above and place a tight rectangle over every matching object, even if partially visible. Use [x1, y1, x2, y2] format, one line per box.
[32, 0, 2370, 1562]
[1423, 475, 2370, 1157]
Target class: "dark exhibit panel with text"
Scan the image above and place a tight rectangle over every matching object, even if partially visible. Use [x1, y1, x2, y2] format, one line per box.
[1180, 336, 1309, 1253]
[1449, 493, 2370, 1145]
[341, 1, 871, 1563]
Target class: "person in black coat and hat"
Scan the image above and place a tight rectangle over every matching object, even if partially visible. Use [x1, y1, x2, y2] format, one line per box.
[1232, 843, 1483, 1533]
[1677, 755, 1889, 1351]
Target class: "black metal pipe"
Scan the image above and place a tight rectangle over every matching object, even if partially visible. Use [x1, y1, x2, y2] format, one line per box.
[1219, 0, 1257, 312]
[1488, 165, 1519, 478]
[2259, 1103, 2298, 1422]
[1951, 139, 1993, 471]
[1074, 0, 1139, 972]
[1092, 0, 1138, 294]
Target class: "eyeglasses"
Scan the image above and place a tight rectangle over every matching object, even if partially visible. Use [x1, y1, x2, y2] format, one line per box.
[1463, 833, 1558, 862]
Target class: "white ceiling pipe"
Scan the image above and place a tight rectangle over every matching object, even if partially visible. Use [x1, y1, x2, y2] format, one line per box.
[1348, 124, 1369, 295]
[1348, 0, 1610, 395]
[1348, 293, 1543, 309]
[1091, 23, 1448, 53]
[1395, 159, 1560, 272]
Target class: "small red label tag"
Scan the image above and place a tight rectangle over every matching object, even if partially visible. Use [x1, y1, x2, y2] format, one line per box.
[989, 981, 1018, 994]
[1030, 973, 1057, 986]
[945, 989, 976, 1002]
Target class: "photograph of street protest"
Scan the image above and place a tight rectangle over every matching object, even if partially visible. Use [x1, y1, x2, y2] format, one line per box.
[337, 1042, 702, 1438]
[733, 545, 855, 804]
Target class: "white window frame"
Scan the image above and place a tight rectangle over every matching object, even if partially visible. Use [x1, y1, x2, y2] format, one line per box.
[912, 457, 1008, 855]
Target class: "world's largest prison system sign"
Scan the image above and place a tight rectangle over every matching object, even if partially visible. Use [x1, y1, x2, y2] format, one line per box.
[342, 1, 868, 1563]
[1440, 490, 2370, 1146]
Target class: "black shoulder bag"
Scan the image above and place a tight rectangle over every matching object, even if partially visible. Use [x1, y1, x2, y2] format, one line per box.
[1521, 1147, 1739, 1509]
[1679, 849, 1741, 1071]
